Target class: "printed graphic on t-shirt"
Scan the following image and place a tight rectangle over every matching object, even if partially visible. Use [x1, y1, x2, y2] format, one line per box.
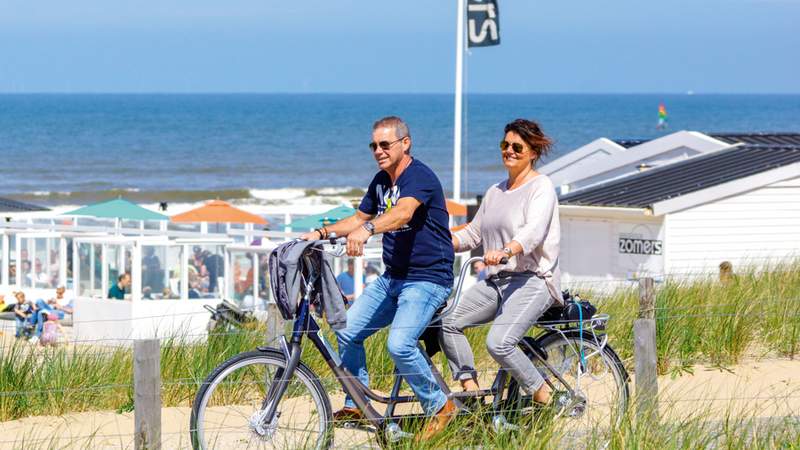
[376, 184, 411, 233]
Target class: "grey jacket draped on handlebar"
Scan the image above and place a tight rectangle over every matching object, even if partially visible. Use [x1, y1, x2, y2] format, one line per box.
[279, 240, 348, 330]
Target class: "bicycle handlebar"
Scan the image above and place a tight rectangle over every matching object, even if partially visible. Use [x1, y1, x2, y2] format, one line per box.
[304, 237, 509, 322]
[308, 237, 347, 246]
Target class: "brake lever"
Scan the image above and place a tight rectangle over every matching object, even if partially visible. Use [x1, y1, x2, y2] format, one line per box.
[326, 234, 347, 257]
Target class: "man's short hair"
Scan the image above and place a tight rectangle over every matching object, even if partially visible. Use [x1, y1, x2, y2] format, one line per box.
[373, 116, 410, 140]
[118, 273, 129, 282]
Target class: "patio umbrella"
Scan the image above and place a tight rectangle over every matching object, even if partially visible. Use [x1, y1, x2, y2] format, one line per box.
[64, 198, 168, 221]
[170, 200, 267, 225]
[450, 222, 468, 232]
[446, 199, 467, 217]
[288, 205, 356, 230]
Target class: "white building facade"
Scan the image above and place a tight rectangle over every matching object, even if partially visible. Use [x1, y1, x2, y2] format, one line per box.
[551, 132, 800, 285]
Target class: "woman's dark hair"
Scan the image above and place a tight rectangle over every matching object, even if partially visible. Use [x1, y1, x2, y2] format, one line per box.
[504, 119, 552, 163]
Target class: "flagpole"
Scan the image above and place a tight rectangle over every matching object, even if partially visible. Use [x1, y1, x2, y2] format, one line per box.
[453, 0, 465, 203]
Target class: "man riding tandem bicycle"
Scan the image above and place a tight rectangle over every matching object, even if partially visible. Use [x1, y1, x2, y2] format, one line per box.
[189, 117, 629, 448]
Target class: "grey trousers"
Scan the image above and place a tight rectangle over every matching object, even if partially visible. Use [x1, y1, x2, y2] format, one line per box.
[440, 273, 554, 394]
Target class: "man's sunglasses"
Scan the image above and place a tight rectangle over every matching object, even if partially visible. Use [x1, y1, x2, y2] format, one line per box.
[500, 140, 525, 154]
[369, 137, 405, 151]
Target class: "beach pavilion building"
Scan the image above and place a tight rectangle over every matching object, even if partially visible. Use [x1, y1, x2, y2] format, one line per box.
[540, 132, 800, 285]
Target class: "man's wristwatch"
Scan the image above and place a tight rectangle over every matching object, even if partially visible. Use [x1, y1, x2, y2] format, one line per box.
[362, 222, 376, 236]
[502, 247, 513, 258]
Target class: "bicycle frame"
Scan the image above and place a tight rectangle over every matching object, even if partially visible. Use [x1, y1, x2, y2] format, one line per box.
[258, 245, 609, 432]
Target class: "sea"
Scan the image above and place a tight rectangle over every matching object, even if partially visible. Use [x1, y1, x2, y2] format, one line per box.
[1, 93, 799, 209]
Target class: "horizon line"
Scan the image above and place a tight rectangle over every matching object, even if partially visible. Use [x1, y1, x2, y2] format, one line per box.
[1, 91, 799, 96]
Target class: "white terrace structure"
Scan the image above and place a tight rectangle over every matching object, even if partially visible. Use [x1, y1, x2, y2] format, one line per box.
[0, 220, 398, 344]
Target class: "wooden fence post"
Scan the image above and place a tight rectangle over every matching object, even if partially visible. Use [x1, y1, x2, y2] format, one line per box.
[134, 339, 161, 450]
[265, 301, 284, 347]
[634, 277, 658, 423]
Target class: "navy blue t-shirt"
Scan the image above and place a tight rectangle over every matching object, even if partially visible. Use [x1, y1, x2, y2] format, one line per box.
[359, 158, 454, 287]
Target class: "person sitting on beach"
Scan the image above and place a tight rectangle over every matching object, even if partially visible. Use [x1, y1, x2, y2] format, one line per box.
[31, 286, 74, 343]
[108, 273, 131, 300]
[440, 119, 561, 408]
[39, 312, 65, 347]
[12, 292, 36, 338]
[300, 116, 455, 441]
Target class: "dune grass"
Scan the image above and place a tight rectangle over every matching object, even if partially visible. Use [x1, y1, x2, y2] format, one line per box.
[385, 405, 800, 450]
[0, 261, 797, 447]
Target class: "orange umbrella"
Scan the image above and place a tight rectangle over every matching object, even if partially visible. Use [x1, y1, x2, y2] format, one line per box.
[450, 222, 468, 232]
[171, 200, 268, 225]
[446, 199, 467, 217]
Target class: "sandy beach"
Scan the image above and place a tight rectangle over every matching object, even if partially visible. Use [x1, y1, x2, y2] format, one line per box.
[0, 357, 797, 449]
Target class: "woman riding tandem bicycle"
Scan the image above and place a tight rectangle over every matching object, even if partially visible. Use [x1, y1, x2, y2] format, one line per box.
[190, 118, 629, 449]
[443, 119, 561, 406]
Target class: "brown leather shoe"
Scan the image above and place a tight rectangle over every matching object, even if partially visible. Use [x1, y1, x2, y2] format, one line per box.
[332, 407, 365, 423]
[416, 399, 457, 442]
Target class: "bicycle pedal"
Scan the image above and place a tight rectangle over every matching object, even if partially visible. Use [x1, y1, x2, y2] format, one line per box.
[491, 414, 519, 432]
[334, 421, 376, 433]
[385, 422, 414, 442]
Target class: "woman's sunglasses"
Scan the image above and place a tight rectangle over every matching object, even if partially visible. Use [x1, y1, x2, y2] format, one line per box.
[500, 140, 525, 154]
[369, 137, 405, 151]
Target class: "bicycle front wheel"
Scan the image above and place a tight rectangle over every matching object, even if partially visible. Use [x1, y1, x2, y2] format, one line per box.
[190, 349, 333, 450]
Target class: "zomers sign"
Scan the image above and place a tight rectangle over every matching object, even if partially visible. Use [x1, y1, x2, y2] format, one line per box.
[618, 234, 663, 255]
[614, 223, 664, 279]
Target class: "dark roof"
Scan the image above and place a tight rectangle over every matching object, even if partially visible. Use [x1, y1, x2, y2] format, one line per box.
[559, 145, 800, 208]
[710, 133, 800, 146]
[614, 133, 800, 149]
[0, 197, 49, 213]
[613, 139, 649, 148]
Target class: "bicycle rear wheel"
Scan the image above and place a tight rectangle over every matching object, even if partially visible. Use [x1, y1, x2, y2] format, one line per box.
[503, 331, 629, 438]
[190, 349, 333, 450]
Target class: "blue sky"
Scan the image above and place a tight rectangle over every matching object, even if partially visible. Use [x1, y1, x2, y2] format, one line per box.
[0, 0, 798, 93]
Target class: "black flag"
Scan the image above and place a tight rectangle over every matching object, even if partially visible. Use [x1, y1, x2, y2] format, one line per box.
[467, 0, 500, 47]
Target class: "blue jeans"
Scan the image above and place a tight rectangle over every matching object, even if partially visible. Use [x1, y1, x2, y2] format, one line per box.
[336, 274, 452, 416]
[34, 299, 65, 337]
[15, 316, 32, 337]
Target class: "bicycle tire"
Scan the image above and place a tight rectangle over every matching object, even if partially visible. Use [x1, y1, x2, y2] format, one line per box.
[502, 330, 629, 435]
[190, 349, 333, 450]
